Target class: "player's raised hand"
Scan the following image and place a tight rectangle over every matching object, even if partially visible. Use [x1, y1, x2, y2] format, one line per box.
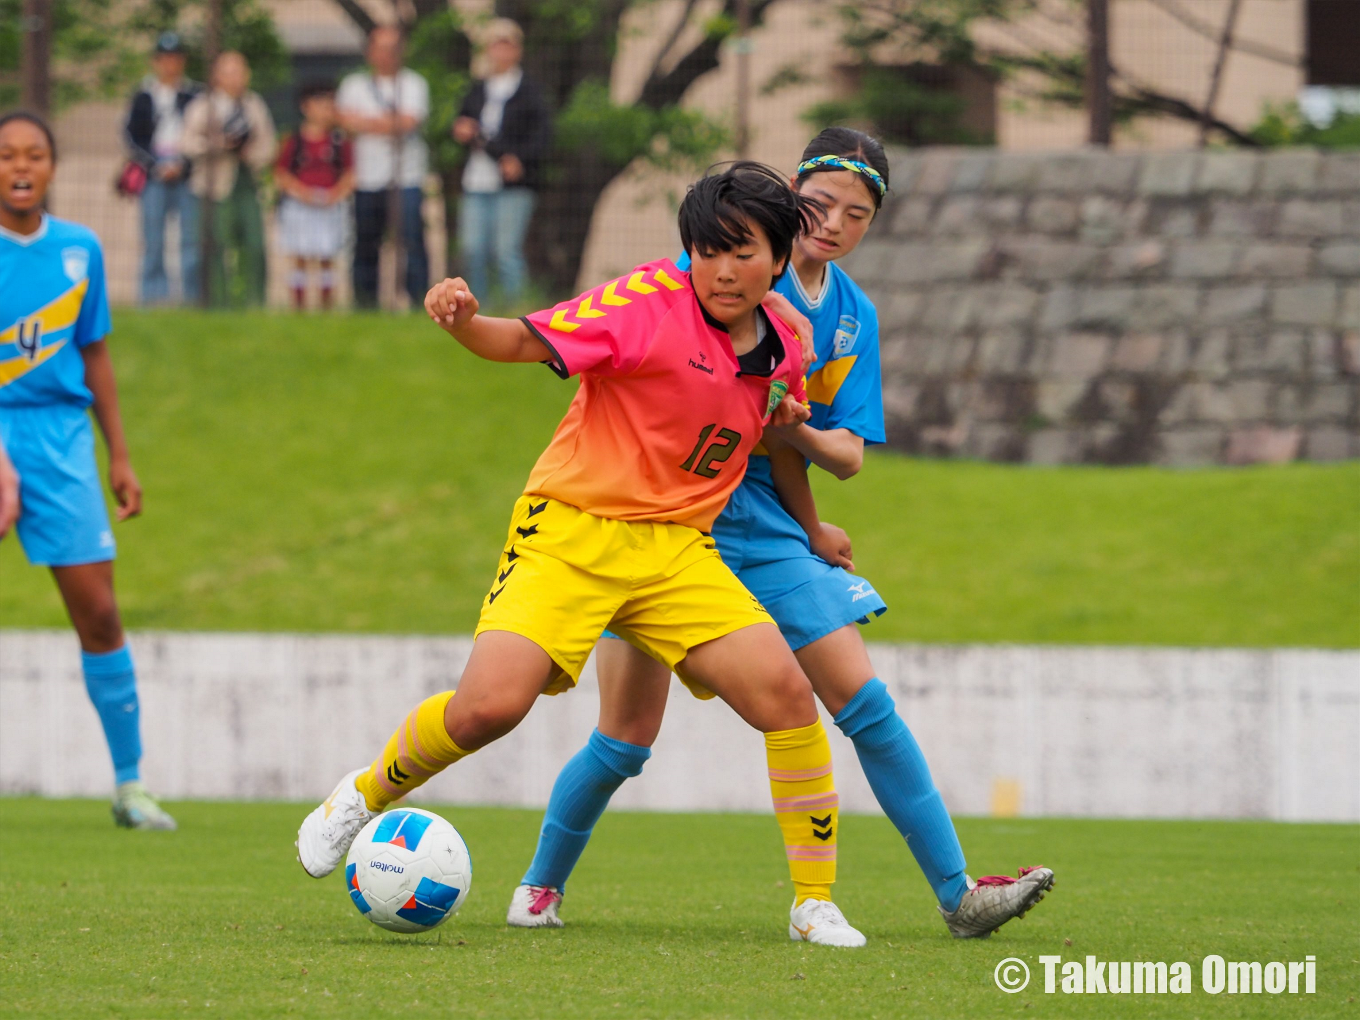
[809, 522, 854, 571]
[425, 278, 479, 333]
[109, 458, 142, 521]
[769, 393, 811, 429]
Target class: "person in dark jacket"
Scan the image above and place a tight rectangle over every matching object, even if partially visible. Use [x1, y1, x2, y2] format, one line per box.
[124, 32, 202, 304]
[452, 18, 552, 303]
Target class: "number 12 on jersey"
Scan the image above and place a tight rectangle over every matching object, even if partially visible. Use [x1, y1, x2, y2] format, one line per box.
[680, 424, 742, 478]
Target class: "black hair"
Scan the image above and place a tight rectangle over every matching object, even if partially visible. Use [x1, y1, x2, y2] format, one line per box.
[678, 161, 822, 280]
[298, 79, 338, 106]
[0, 110, 56, 161]
[796, 127, 889, 209]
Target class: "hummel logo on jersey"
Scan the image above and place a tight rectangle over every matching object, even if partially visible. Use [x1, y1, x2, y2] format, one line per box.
[488, 584, 506, 603]
[498, 564, 516, 583]
[527, 501, 548, 517]
[516, 524, 539, 538]
[687, 350, 714, 375]
[386, 761, 411, 786]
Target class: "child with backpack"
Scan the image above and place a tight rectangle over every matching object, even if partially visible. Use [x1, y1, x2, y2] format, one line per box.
[275, 80, 355, 310]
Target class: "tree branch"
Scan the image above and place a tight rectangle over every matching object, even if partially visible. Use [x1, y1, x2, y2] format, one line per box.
[1146, 0, 1300, 69]
[330, 0, 376, 36]
[644, 0, 701, 89]
[637, 0, 777, 111]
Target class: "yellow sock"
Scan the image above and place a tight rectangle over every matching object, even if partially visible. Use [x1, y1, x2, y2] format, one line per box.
[355, 691, 469, 811]
[766, 719, 838, 905]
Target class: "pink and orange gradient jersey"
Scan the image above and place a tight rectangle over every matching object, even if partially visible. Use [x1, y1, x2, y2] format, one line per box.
[521, 258, 806, 532]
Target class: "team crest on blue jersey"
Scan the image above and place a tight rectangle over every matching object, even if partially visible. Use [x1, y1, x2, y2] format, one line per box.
[371, 809, 433, 851]
[61, 246, 89, 283]
[833, 315, 860, 358]
[765, 379, 789, 418]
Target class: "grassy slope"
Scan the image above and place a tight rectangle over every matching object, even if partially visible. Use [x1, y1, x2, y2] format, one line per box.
[0, 799, 1354, 1019]
[0, 311, 1355, 646]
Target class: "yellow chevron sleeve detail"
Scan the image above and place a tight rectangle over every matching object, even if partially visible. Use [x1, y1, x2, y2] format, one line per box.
[600, 280, 631, 306]
[0, 340, 68, 389]
[575, 295, 606, 319]
[549, 309, 581, 333]
[653, 269, 684, 291]
[0, 279, 89, 346]
[626, 270, 658, 295]
[805, 355, 857, 406]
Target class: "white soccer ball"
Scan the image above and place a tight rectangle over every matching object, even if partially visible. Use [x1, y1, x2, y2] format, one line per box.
[344, 807, 472, 933]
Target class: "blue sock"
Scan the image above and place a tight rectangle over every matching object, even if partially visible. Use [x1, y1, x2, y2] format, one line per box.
[81, 646, 142, 785]
[834, 679, 970, 912]
[522, 729, 651, 892]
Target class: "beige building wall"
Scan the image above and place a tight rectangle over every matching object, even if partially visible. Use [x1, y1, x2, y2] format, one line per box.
[988, 0, 1305, 150]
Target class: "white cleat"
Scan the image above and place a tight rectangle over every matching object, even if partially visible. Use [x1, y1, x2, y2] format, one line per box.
[788, 898, 867, 948]
[506, 884, 565, 928]
[939, 866, 1056, 939]
[296, 769, 377, 878]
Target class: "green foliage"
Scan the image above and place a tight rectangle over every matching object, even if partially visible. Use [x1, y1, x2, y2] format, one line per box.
[405, 9, 472, 175]
[0, 0, 288, 111]
[555, 79, 729, 171]
[805, 65, 985, 146]
[0, 0, 141, 108]
[1, 798, 1356, 1018]
[838, 0, 1020, 68]
[1, 311, 1354, 649]
[1250, 100, 1360, 150]
[806, 0, 1030, 147]
[128, 0, 290, 92]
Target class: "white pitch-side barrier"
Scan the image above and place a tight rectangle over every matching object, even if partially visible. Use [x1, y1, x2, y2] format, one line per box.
[1, 630, 1355, 822]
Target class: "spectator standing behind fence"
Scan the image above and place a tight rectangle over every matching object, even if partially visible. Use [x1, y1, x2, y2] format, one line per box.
[181, 51, 275, 307]
[337, 26, 430, 310]
[275, 81, 355, 311]
[452, 18, 551, 305]
[124, 32, 202, 305]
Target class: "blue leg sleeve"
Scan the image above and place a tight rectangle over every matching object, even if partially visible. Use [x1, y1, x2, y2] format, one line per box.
[834, 679, 970, 912]
[522, 729, 651, 892]
[81, 645, 142, 785]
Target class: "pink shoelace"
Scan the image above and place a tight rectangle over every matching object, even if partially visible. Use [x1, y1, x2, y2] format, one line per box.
[528, 887, 562, 915]
[974, 865, 1046, 888]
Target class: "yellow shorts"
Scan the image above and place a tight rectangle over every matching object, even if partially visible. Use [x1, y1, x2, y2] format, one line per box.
[474, 495, 774, 697]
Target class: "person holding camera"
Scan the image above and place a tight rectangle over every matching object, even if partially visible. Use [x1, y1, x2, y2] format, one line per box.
[452, 18, 551, 305]
[182, 51, 276, 307]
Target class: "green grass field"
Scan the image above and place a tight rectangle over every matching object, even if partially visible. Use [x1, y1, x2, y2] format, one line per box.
[0, 799, 1354, 1019]
[1, 311, 1355, 647]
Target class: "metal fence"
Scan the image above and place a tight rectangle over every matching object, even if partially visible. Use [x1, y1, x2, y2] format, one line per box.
[3, 0, 1331, 310]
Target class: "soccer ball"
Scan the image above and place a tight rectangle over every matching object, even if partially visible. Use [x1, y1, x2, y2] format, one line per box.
[344, 808, 472, 933]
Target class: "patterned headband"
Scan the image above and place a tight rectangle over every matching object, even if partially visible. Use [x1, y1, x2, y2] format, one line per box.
[795, 154, 887, 197]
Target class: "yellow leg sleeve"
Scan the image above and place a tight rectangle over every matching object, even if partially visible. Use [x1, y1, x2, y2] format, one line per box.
[355, 691, 469, 811]
[766, 719, 838, 905]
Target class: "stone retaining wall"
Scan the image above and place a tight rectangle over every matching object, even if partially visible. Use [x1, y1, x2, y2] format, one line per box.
[839, 148, 1360, 464]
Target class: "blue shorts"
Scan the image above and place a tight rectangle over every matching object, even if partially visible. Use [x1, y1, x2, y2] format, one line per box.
[0, 405, 115, 567]
[604, 473, 887, 653]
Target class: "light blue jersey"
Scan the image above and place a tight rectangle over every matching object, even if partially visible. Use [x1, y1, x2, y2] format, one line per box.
[0, 215, 110, 408]
[0, 216, 115, 566]
[668, 252, 889, 649]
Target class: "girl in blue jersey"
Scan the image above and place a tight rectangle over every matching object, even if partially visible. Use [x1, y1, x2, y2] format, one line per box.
[0, 112, 174, 829]
[507, 129, 1053, 939]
